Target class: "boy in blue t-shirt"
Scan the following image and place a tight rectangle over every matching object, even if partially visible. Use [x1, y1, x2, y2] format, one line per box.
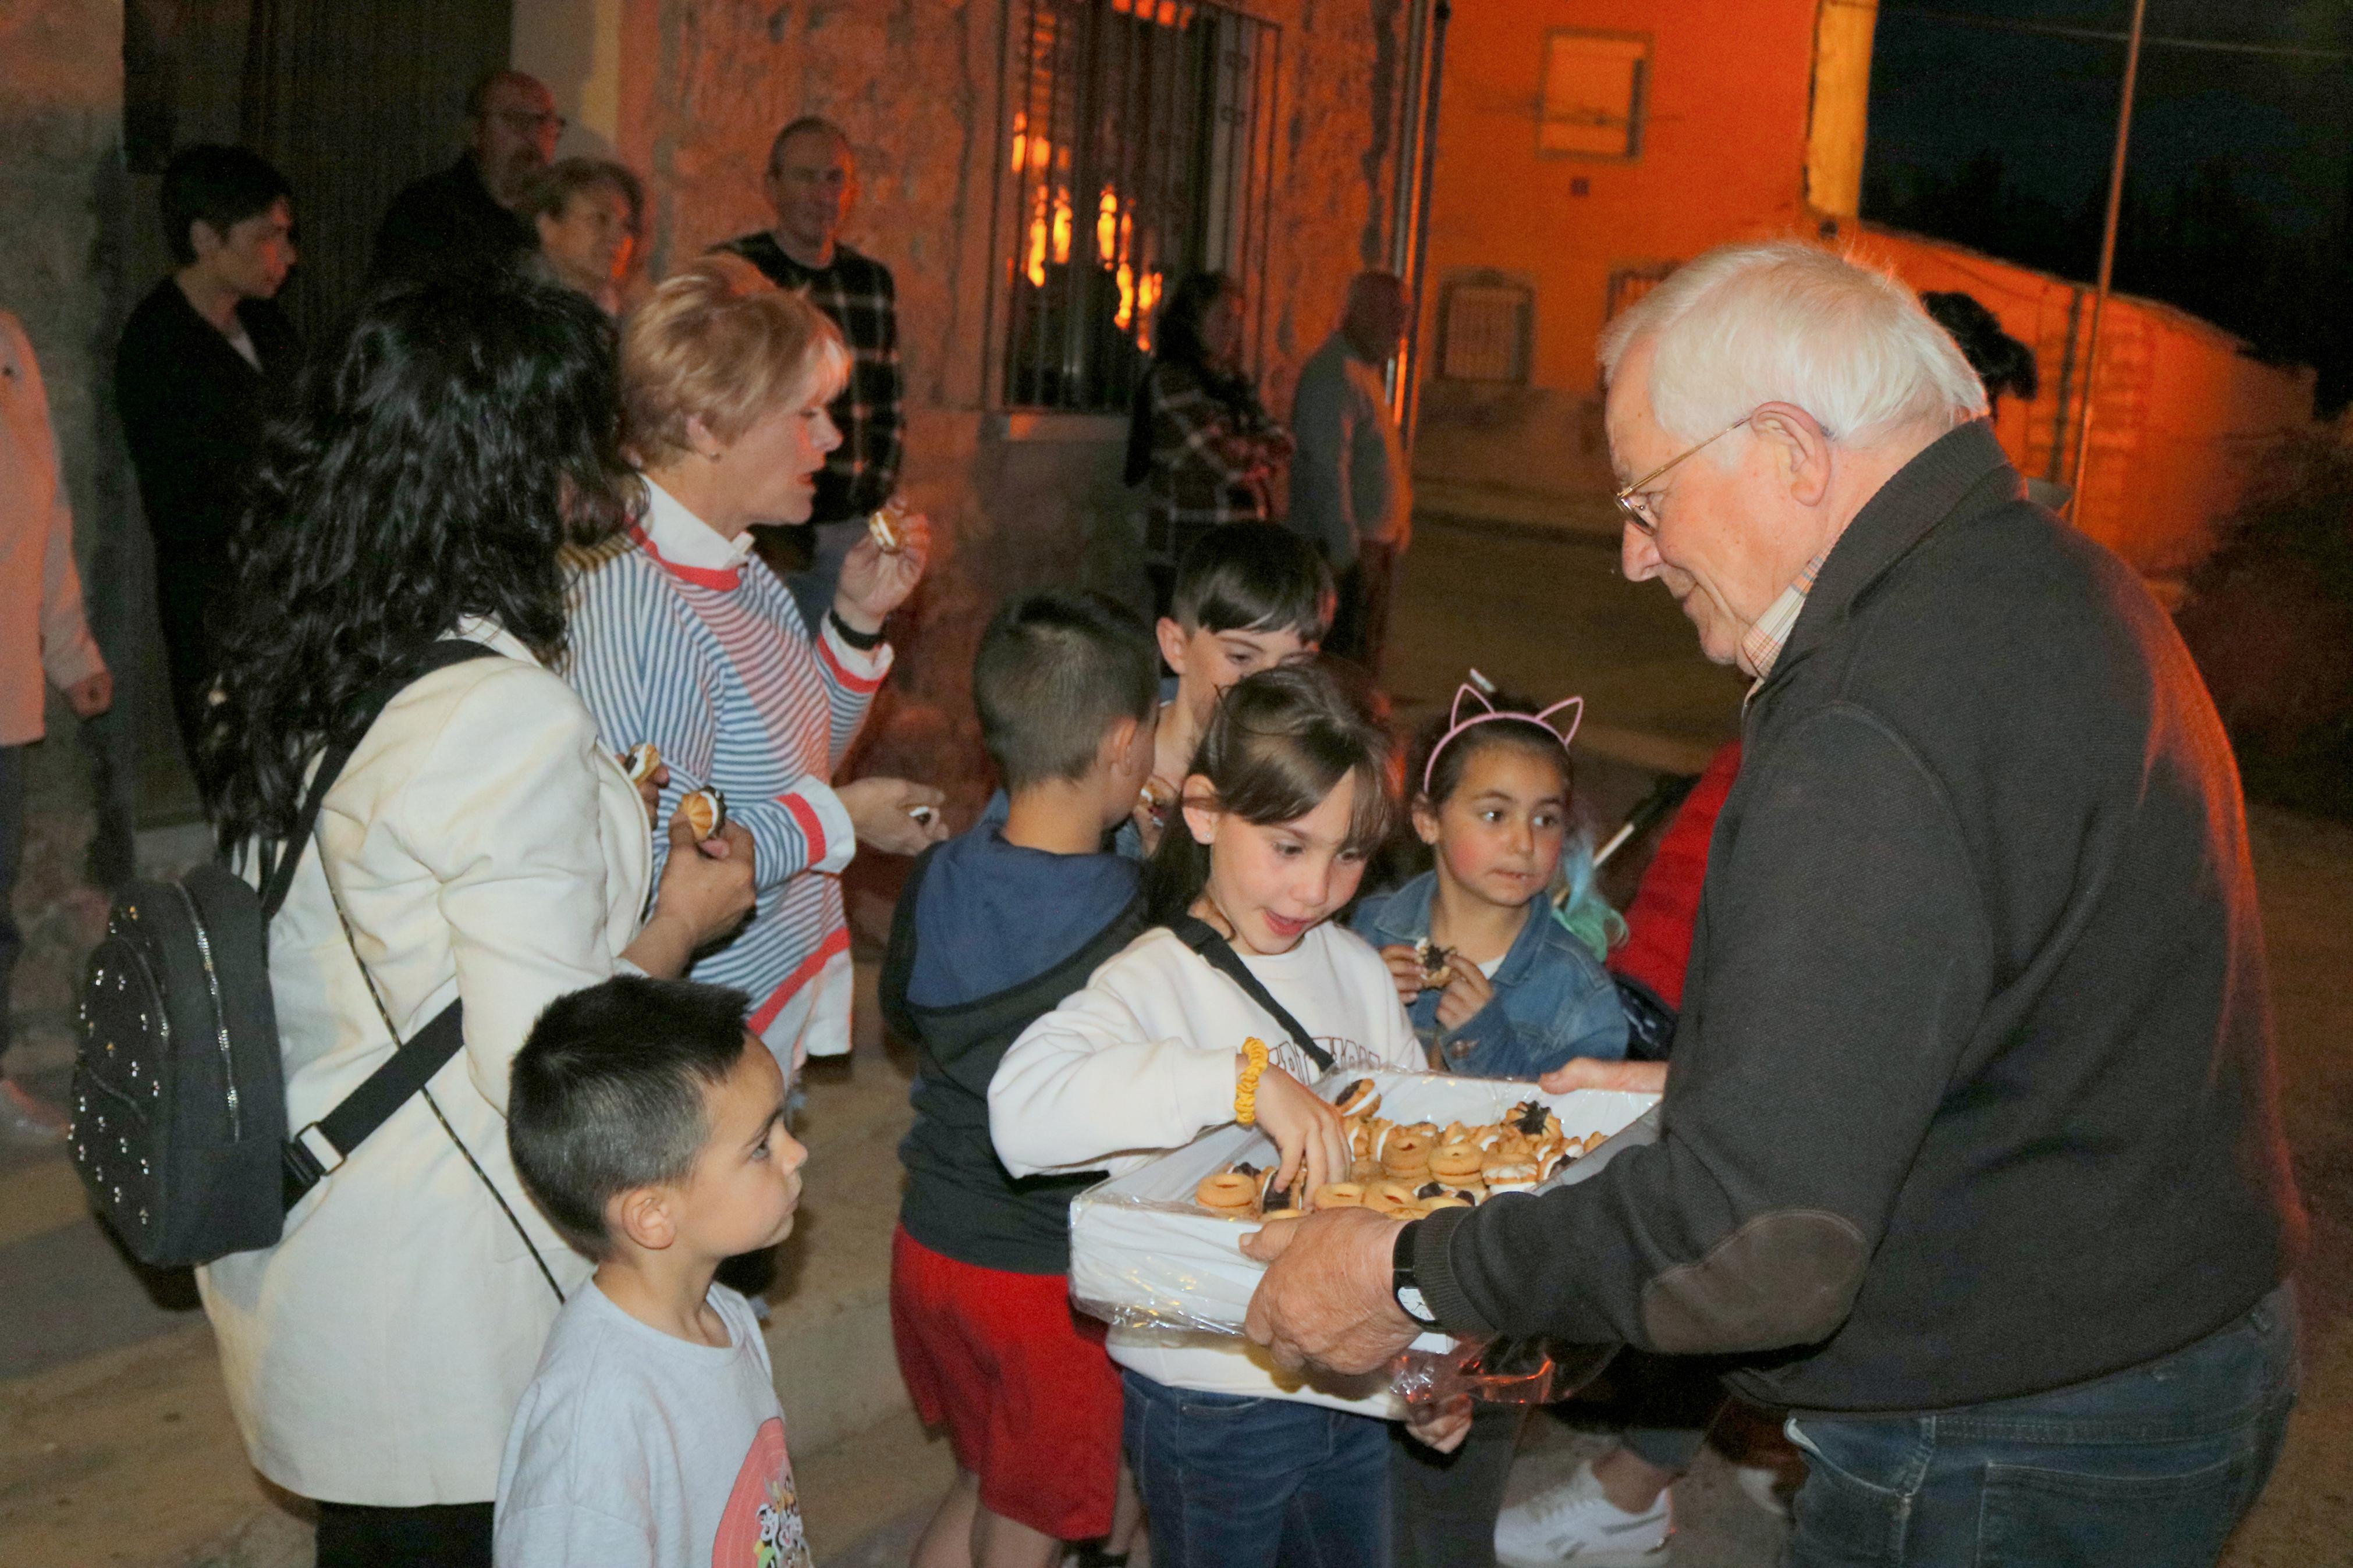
[882, 590, 1158, 1567]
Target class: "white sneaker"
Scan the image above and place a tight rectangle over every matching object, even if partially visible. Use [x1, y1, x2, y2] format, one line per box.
[1494, 1459, 1671, 1566]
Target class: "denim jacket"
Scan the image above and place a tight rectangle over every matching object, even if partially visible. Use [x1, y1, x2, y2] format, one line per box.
[1351, 870, 1629, 1079]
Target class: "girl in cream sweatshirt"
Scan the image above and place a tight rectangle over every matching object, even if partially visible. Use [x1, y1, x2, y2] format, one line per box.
[990, 665, 1425, 1568]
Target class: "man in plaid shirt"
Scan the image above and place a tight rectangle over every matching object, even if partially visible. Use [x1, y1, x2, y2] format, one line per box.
[719, 117, 904, 630]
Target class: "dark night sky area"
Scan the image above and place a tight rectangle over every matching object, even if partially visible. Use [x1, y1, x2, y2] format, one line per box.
[1868, 1, 2352, 233]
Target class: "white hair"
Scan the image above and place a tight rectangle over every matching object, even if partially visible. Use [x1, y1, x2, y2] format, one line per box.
[1598, 240, 1987, 450]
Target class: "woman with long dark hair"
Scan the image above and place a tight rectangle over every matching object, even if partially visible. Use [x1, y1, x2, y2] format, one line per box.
[198, 271, 754, 1568]
[1125, 271, 1293, 613]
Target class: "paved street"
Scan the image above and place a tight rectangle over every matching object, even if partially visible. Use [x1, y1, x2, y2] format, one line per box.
[1, 517, 2347, 1565]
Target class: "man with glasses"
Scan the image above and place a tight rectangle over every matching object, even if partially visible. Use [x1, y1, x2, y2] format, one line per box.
[373, 72, 565, 286]
[1242, 240, 2301, 1567]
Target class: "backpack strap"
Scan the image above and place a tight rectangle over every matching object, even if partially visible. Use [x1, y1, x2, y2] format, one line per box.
[1168, 915, 1335, 1073]
[258, 640, 501, 920]
[268, 639, 501, 1209]
[281, 1004, 464, 1207]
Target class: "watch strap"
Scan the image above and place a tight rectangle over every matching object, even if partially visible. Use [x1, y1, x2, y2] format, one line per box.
[1392, 1218, 1442, 1328]
[828, 609, 886, 650]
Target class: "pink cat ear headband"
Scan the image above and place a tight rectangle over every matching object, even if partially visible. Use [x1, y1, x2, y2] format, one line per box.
[1421, 682, 1585, 794]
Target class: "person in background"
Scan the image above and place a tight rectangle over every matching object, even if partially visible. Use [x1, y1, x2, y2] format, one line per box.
[523, 158, 643, 317]
[1289, 271, 1412, 678]
[718, 117, 904, 632]
[1126, 272, 1293, 616]
[372, 71, 561, 286]
[115, 144, 299, 769]
[0, 312, 111, 1143]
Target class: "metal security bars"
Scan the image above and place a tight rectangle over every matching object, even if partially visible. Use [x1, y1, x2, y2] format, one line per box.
[998, 0, 1281, 412]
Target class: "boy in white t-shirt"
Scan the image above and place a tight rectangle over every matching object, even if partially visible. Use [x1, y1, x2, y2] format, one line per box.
[499, 976, 814, 1568]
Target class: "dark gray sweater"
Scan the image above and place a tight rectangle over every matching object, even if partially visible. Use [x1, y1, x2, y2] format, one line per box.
[1414, 419, 2303, 1413]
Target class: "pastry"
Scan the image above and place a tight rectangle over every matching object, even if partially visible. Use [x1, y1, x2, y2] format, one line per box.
[1137, 776, 1177, 824]
[1333, 1078, 1383, 1118]
[867, 502, 907, 553]
[1195, 1169, 1259, 1210]
[1431, 1142, 1484, 1182]
[1313, 1181, 1364, 1210]
[1363, 1179, 1420, 1215]
[1381, 1129, 1432, 1178]
[1414, 937, 1456, 990]
[621, 742, 661, 783]
[680, 788, 727, 840]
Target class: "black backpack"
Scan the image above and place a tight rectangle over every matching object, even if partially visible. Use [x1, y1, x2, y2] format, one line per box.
[71, 641, 496, 1267]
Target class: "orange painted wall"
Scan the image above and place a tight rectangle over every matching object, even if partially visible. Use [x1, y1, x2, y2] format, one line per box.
[1413, 0, 1822, 494]
[1859, 226, 2314, 578]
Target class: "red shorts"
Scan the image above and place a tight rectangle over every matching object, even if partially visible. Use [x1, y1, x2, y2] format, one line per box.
[889, 1225, 1121, 1540]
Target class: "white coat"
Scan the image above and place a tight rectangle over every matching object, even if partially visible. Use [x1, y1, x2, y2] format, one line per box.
[197, 617, 651, 1505]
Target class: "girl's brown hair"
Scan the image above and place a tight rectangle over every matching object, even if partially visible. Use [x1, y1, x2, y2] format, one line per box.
[1144, 662, 1397, 923]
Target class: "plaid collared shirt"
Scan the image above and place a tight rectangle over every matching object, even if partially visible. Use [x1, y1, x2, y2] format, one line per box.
[719, 232, 905, 524]
[1140, 358, 1286, 566]
[1740, 551, 1826, 694]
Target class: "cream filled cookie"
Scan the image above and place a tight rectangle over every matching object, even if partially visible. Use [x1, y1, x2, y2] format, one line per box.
[679, 788, 727, 841]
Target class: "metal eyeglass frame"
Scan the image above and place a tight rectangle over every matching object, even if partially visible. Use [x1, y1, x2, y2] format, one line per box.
[1614, 415, 1751, 536]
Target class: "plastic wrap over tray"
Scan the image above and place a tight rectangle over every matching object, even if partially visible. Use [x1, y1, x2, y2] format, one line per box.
[1068, 1069, 1660, 1338]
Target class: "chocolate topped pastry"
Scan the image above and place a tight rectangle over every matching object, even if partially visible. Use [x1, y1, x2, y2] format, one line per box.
[1334, 1078, 1382, 1117]
[1415, 1181, 1447, 1200]
[1510, 1099, 1549, 1136]
[1414, 938, 1456, 990]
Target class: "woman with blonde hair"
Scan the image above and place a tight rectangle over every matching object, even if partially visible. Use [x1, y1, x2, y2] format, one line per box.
[567, 253, 947, 1086]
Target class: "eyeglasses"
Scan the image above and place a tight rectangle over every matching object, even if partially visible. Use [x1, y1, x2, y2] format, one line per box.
[1614, 416, 1750, 537]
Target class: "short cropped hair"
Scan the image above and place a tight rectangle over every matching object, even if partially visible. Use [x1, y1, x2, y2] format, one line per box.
[507, 976, 753, 1258]
[159, 145, 291, 265]
[977, 591, 1159, 792]
[520, 157, 644, 234]
[621, 254, 851, 465]
[1169, 524, 1335, 642]
[1598, 240, 1987, 450]
[768, 115, 850, 175]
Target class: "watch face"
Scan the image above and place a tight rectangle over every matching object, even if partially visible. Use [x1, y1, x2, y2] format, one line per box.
[1396, 1281, 1439, 1328]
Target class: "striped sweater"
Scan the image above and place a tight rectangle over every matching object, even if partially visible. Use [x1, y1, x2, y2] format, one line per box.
[564, 478, 890, 1061]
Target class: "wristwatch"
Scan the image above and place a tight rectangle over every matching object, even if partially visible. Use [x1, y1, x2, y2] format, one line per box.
[1392, 1219, 1442, 1329]
[828, 608, 886, 651]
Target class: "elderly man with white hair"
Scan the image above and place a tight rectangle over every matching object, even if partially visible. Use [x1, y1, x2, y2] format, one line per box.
[1240, 241, 2301, 1567]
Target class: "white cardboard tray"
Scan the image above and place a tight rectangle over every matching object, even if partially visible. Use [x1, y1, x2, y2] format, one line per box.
[1067, 1069, 1660, 1337]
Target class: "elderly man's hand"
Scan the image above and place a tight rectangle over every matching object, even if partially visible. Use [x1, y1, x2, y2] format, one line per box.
[1240, 1207, 1420, 1376]
[1539, 1057, 1667, 1096]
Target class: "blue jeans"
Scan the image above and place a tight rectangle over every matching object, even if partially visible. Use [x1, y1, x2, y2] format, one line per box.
[1784, 1285, 2299, 1567]
[1123, 1368, 1393, 1568]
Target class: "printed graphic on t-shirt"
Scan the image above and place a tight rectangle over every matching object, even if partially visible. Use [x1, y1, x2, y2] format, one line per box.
[712, 1417, 812, 1567]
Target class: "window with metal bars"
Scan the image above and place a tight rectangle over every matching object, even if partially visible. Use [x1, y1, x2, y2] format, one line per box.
[997, 0, 1281, 413]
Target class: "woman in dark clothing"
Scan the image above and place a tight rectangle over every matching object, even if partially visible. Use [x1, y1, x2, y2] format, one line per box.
[115, 144, 301, 770]
[1124, 271, 1292, 614]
